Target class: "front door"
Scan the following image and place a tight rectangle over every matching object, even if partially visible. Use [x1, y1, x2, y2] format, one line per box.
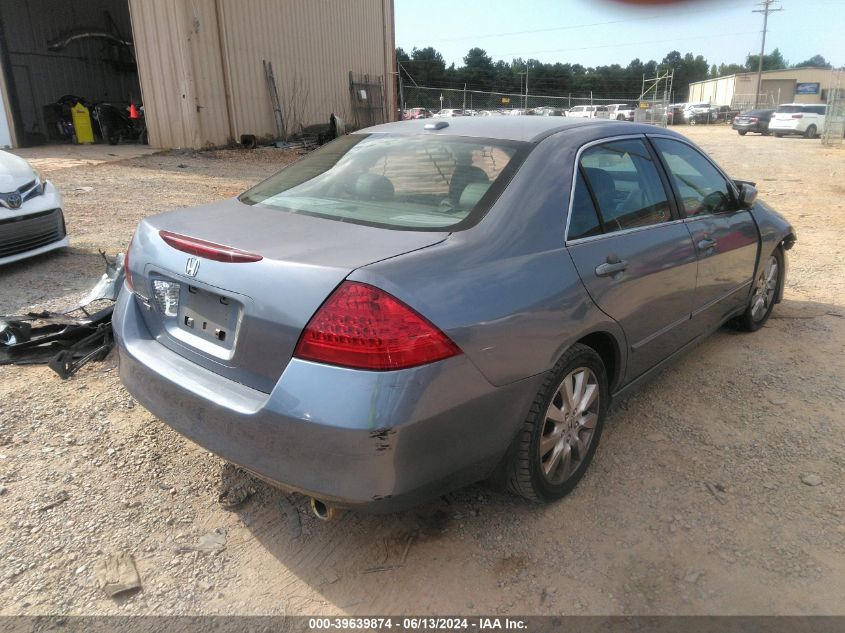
[566, 137, 699, 383]
[650, 137, 760, 331]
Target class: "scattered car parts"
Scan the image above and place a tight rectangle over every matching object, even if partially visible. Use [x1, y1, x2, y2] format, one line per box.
[0, 251, 125, 378]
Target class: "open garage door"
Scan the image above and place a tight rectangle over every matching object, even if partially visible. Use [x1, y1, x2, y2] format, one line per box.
[0, 0, 141, 147]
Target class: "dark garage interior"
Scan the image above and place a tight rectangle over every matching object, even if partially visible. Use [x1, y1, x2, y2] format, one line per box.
[0, 0, 140, 147]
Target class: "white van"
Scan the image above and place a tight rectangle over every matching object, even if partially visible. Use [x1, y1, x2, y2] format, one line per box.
[769, 103, 827, 138]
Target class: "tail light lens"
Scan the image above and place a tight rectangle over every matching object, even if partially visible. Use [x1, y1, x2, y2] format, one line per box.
[294, 281, 461, 371]
[792, 114, 804, 119]
[749, 117, 759, 122]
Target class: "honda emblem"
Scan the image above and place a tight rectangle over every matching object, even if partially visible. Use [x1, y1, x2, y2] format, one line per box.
[185, 257, 200, 277]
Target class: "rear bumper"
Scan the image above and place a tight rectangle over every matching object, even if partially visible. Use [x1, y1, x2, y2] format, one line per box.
[114, 289, 543, 511]
[769, 120, 804, 134]
[732, 122, 765, 133]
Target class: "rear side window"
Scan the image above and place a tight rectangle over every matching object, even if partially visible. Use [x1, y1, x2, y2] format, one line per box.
[568, 170, 602, 240]
[240, 134, 528, 231]
[652, 138, 737, 218]
[578, 139, 671, 234]
[807, 105, 827, 115]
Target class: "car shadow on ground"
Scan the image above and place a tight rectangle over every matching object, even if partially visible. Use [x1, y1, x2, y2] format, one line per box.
[202, 297, 844, 613]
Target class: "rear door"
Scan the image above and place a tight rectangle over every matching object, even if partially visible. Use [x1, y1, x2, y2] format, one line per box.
[566, 136, 699, 382]
[650, 136, 759, 331]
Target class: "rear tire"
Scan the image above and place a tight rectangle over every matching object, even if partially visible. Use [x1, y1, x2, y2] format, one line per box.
[804, 125, 817, 139]
[507, 344, 608, 502]
[733, 248, 783, 332]
[774, 133, 784, 138]
[738, 130, 748, 136]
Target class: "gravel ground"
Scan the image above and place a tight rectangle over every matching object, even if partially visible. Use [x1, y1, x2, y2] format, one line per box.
[0, 127, 843, 616]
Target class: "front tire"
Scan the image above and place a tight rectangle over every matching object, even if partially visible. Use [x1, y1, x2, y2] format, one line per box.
[734, 248, 783, 332]
[507, 344, 608, 502]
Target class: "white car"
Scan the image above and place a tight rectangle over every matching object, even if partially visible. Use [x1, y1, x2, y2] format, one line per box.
[433, 109, 464, 118]
[607, 103, 638, 121]
[567, 105, 609, 119]
[769, 104, 827, 138]
[0, 150, 67, 266]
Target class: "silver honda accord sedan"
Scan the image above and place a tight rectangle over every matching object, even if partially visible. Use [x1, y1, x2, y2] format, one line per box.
[114, 117, 795, 515]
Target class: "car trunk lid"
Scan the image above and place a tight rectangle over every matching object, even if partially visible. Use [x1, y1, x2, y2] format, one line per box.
[129, 198, 448, 392]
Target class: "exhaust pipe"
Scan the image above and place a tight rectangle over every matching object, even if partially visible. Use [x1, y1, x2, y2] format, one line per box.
[310, 497, 340, 521]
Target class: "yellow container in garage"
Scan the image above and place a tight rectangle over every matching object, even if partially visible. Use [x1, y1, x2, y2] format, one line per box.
[71, 102, 95, 144]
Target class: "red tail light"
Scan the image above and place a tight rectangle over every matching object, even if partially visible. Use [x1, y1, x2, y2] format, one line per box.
[294, 281, 461, 371]
[791, 114, 804, 119]
[159, 230, 262, 263]
[749, 117, 759, 122]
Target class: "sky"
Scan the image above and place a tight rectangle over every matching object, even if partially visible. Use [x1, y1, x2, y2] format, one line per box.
[394, 0, 845, 71]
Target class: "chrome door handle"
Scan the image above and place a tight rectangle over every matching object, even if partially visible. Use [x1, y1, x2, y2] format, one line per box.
[698, 238, 718, 250]
[595, 260, 628, 277]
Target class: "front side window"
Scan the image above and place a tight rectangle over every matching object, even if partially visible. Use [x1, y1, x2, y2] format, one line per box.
[577, 139, 671, 234]
[652, 138, 737, 218]
[240, 134, 528, 230]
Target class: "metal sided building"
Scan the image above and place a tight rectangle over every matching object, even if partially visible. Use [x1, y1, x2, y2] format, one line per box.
[0, 0, 396, 150]
[687, 67, 835, 111]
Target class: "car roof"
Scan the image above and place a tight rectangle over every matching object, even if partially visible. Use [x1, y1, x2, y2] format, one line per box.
[356, 116, 678, 143]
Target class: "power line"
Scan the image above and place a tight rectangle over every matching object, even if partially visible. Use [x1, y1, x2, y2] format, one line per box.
[752, 0, 783, 107]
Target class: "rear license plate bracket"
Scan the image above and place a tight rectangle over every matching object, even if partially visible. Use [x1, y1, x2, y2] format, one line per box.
[177, 285, 239, 349]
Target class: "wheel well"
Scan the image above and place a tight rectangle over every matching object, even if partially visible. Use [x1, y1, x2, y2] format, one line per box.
[577, 332, 620, 392]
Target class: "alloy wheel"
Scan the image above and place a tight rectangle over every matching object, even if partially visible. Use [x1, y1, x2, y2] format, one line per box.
[539, 367, 600, 485]
[751, 255, 778, 322]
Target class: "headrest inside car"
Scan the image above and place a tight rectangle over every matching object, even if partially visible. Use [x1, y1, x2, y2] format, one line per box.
[355, 173, 394, 201]
[458, 182, 491, 209]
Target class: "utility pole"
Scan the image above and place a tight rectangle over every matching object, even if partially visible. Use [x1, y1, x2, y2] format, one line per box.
[524, 63, 529, 109]
[752, 0, 782, 107]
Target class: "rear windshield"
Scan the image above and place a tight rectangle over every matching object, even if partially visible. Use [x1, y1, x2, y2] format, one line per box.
[240, 134, 529, 231]
[777, 105, 805, 113]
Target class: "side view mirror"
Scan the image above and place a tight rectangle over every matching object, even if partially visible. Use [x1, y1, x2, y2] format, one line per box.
[736, 182, 758, 209]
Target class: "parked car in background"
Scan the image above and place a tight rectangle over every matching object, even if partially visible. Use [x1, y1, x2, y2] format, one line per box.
[732, 109, 776, 135]
[668, 103, 687, 125]
[697, 105, 741, 124]
[0, 150, 68, 266]
[115, 117, 795, 515]
[607, 103, 637, 121]
[568, 105, 608, 119]
[681, 102, 714, 125]
[534, 107, 566, 117]
[403, 108, 433, 120]
[434, 109, 464, 118]
[769, 104, 827, 138]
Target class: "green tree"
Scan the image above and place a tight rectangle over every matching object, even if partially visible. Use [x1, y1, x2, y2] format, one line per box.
[746, 48, 788, 72]
[409, 47, 448, 86]
[461, 48, 496, 89]
[793, 54, 832, 69]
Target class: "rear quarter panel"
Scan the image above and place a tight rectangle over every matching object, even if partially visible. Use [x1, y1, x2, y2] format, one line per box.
[350, 127, 629, 388]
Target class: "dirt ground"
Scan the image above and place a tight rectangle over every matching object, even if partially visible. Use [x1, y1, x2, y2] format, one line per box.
[0, 126, 843, 616]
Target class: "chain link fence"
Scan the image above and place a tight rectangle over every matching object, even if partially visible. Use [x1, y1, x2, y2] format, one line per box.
[402, 85, 640, 115]
[730, 92, 778, 114]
